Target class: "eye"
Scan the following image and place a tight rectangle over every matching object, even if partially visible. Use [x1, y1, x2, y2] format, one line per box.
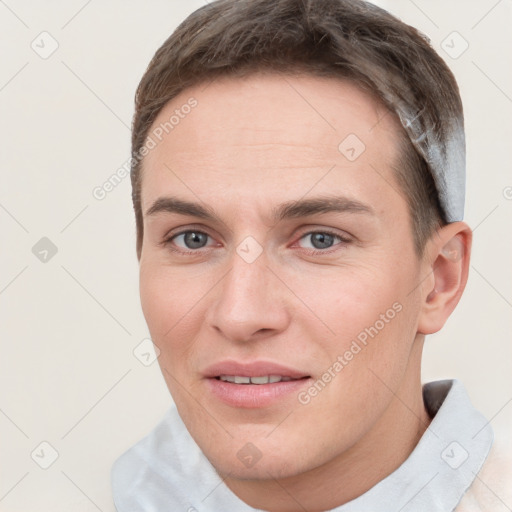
[169, 230, 214, 251]
[297, 231, 349, 251]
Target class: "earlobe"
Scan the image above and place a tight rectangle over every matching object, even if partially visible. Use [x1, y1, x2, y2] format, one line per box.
[417, 222, 472, 335]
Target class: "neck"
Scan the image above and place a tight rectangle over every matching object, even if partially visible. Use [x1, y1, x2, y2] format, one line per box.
[223, 340, 431, 512]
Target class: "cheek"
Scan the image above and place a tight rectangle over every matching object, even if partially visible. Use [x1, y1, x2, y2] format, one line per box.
[139, 262, 206, 358]
[293, 262, 409, 339]
[139, 263, 172, 336]
[293, 260, 420, 388]
[139, 264, 214, 429]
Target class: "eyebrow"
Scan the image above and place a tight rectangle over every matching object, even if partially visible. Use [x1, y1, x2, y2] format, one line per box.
[144, 195, 375, 222]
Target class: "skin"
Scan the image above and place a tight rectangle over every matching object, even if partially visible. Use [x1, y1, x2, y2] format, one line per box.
[138, 72, 472, 511]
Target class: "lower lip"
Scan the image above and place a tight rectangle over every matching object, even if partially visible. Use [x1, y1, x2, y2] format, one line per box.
[205, 377, 311, 408]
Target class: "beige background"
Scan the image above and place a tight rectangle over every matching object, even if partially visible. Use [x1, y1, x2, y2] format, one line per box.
[1, 1, 511, 510]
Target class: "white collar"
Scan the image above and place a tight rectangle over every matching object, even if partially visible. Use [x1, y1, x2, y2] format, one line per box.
[112, 379, 493, 511]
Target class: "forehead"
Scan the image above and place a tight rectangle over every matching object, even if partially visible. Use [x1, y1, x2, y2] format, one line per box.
[140, 72, 405, 215]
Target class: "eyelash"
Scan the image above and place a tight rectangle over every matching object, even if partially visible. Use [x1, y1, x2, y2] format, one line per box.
[162, 227, 352, 256]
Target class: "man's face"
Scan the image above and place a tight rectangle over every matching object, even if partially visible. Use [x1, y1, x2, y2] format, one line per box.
[138, 73, 426, 480]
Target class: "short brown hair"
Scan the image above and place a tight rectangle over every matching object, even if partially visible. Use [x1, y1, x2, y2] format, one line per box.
[131, 0, 464, 259]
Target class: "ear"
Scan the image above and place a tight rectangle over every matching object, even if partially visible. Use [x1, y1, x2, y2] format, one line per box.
[417, 222, 472, 335]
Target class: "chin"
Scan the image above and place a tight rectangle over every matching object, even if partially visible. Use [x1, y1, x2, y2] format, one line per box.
[192, 424, 332, 481]
[207, 447, 309, 481]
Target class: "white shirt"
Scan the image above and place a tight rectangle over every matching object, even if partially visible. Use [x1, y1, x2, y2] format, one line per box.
[112, 380, 499, 511]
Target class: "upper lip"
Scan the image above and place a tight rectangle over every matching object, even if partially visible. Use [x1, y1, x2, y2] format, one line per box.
[203, 360, 310, 379]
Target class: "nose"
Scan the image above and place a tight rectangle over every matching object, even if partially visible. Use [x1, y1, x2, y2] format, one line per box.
[206, 249, 291, 343]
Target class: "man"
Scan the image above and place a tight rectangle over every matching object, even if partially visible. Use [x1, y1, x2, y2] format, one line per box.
[112, 0, 511, 510]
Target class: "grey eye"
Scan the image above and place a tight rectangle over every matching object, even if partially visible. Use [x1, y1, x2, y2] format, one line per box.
[175, 231, 210, 249]
[302, 232, 337, 250]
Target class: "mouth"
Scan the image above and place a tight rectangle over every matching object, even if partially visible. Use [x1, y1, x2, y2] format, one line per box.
[203, 361, 311, 408]
[216, 375, 307, 384]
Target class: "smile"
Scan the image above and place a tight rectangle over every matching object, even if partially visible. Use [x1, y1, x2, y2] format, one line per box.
[203, 361, 311, 408]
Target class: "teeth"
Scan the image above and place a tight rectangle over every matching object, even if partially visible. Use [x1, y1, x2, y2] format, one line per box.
[219, 375, 297, 385]
[250, 376, 270, 384]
